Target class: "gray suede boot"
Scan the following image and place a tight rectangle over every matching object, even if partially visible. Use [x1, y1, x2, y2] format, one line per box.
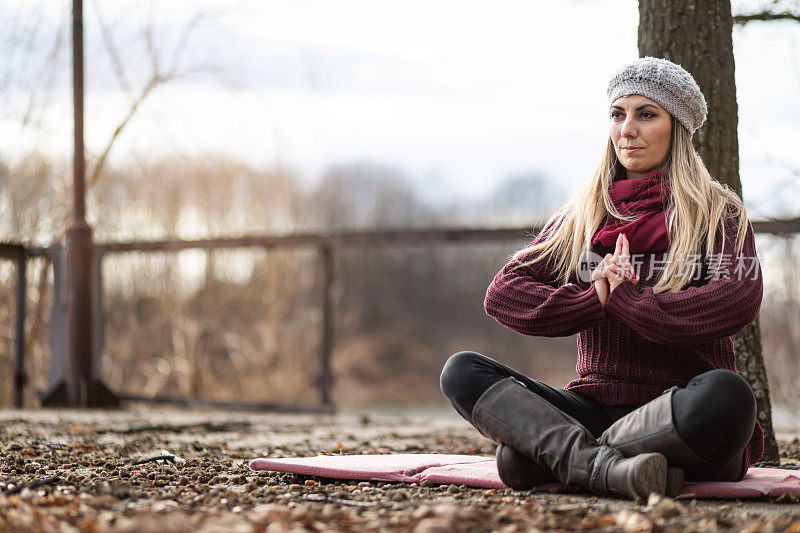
[598, 387, 705, 497]
[472, 378, 667, 500]
[495, 444, 557, 490]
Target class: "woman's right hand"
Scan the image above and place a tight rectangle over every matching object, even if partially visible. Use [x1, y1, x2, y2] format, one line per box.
[591, 243, 638, 310]
[591, 256, 615, 310]
[608, 234, 639, 293]
[593, 276, 610, 310]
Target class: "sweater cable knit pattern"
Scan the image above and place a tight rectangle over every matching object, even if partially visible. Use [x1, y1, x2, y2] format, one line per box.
[484, 211, 765, 467]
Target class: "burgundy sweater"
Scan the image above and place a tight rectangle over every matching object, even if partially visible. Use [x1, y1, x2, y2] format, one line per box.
[484, 211, 765, 467]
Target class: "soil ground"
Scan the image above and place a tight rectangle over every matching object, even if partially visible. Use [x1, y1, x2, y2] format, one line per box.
[2, 406, 800, 532]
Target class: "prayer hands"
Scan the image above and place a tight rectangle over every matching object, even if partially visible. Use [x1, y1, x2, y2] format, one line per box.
[591, 233, 639, 310]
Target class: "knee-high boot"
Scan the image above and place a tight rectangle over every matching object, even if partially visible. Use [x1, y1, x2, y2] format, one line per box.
[471, 377, 667, 500]
[494, 444, 557, 490]
[495, 424, 682, 494]
[598, 387, 705, 496]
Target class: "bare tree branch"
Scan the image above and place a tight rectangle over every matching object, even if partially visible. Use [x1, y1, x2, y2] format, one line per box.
[91, 0, 132, 95]
[22, 15, 66, 128]
[87, 5, 221, 189]
[143, 6, 160, 80]
[168, 12, 211, 74]
[87, 78, 159, 189]
[734, 11, 800, 24]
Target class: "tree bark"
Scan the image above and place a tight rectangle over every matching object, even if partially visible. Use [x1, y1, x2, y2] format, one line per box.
[638, 0, 779, 464]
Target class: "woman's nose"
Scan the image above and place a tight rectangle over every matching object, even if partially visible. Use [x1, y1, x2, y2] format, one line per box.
[620, 116, 637, 138]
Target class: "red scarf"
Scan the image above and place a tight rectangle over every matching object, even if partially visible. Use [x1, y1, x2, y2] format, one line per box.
[591, 169, 671, 253]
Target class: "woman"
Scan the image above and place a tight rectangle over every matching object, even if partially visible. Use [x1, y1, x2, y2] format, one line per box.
[439, 56, 763, 500]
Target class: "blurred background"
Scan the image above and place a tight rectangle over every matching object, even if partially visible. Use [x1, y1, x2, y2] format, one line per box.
[0, 0, 799, 419]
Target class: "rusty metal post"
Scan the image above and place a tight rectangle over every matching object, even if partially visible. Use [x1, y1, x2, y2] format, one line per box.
[319, 245, 333, 407]
[62, 0, 96, 406]
[13, 251, 26, 407]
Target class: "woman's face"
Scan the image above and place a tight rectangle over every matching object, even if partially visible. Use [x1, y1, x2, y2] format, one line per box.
[609, 94, 672, 179]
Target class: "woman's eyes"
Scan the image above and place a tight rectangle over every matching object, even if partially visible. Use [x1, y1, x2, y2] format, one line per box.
[610, 111, 657, 119]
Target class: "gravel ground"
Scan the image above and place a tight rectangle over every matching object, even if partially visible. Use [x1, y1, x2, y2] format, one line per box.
[2, 407, 800, 532]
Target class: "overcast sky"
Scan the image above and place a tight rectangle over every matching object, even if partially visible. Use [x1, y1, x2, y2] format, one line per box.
[1, 0, 799, 218]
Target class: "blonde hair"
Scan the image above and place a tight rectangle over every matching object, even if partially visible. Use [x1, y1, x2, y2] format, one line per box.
[509, 116, 749, 294]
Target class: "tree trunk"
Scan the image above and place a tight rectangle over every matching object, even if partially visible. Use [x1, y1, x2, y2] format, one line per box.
[638, 0, 779, 464]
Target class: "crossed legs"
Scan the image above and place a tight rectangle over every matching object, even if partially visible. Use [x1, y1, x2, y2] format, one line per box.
[440, 351, 756, 484]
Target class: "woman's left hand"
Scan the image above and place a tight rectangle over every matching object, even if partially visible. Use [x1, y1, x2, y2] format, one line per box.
[607, 233, 638, 292]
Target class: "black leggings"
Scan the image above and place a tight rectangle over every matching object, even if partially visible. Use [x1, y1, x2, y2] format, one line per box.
[440, 351, 757, 482]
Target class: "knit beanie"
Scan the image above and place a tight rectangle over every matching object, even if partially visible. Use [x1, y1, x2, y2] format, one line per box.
[607, 56, 707, 135]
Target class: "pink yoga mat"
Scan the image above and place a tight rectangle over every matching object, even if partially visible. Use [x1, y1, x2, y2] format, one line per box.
[249, 454, 504, 489]
[248, 453, 800, 499]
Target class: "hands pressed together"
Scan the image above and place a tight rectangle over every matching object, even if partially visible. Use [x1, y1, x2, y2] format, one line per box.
[591, 233, 639, 311]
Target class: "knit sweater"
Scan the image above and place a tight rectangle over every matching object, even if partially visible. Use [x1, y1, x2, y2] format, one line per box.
[483, 209, 765, 467]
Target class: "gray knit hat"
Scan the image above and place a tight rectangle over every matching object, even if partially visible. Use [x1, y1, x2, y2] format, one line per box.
[607, 56, 707, 135]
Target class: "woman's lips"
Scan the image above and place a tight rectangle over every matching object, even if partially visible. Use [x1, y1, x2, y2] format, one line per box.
[622, 147, 642, 152]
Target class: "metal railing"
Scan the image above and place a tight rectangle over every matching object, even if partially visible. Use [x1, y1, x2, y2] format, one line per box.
[0, 244, 27, 407]
[3, 216, 799, 410]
